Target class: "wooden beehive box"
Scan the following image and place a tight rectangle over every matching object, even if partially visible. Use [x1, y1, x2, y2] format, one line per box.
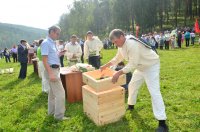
[82, 68, 126, 92]
[82, 85, 125, 126]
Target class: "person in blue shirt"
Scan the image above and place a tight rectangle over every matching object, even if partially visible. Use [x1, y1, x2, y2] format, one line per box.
[184, 30, 191, 47]
[41, 25, 69, 120]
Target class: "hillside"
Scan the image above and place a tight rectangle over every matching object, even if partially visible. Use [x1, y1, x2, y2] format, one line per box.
[0, 23, 47, 49]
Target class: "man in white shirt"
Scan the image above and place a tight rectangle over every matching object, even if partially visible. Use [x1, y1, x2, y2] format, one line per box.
[58, 40, 65, 67]
[84, 31, 103, 69]
[101, 29, 168, 132]
[65, 35, 82, 66]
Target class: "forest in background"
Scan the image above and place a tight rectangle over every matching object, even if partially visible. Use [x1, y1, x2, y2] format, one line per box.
[59, 0, 200, 39]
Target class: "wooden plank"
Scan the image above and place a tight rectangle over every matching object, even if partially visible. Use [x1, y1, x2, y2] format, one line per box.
[99, 106, 125, 117]
[99, 115, 124, 126]
[98, 99, 125, 112]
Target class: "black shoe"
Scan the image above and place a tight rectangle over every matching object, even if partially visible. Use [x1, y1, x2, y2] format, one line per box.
[156, 125, 169, 132]
[126, 105, 134, 111]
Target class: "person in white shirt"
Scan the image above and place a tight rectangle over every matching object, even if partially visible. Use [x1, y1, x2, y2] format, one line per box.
[190, 31, 195, 45]
[164, 31, 170, 50]
[101, 29, 168, 132]
[65, 35, 82, 66]
[28, 45, 35, 64]
[84, 31, 103, 69]
[57, 40, 65, 67]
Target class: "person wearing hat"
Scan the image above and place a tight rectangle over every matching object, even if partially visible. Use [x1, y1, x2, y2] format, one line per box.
[65, 35, 82, 66]
[41, 25, 69, 120]
[18, 40, 30, 79]
[100, 29, 168, 132]
[84, 31, 103, 69]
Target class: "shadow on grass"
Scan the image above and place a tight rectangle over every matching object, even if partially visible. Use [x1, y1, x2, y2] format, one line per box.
[131, 110, 155, 131]
[13, 92, 48, 125]
[27, 72, 40, 85]
[81, 113, 130, 132]
[0, 78, 23, 91]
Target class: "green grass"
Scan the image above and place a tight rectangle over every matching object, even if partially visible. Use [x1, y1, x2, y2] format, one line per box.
[0, 44, 200, 132]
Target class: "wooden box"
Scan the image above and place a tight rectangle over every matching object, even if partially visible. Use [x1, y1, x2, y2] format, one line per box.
[60, 67, 83, 103]
[82, 68, 126, 92]
[82, 85, 125, 126]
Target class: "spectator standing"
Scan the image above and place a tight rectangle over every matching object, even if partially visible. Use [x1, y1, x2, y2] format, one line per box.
[159, 33, 165, 50]
[78, 38, 84, 63]
[164, 31, 170, 50]
[28, 45, 35, 64]
[3, 48, 11, 63]
[170, 35, 176, 49]
[41, 25, 68, 120]
[57, 40, 65, 67]
[11, 45, 18, 62]
[18, 40, 29, 79]
[65, 35, 82, 66]
[177, 31, 182, 48]
[184, 30, 191, 47]
[37, 39, 50, 93]
[84, 31, 103, 69]
[190, 31, 195, 45]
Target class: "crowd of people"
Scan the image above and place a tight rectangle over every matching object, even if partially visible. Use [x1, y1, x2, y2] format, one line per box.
[1, 25, 199, 132]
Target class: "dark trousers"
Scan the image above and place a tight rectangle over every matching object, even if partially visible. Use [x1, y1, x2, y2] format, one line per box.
[191, 37, 195, 45]
[5, 56, 11, 63]
[81, 54, 84, 63]
[177, 40, 181, 48]
[12, 53, 18, 62]
[89, 56, 100, 69]
[18, 63, 27, 79]
[160, 46, 164, 50]
[165, 41, 169, 50]
[185, 38, 190, 47]
[60, 55, 64, 67]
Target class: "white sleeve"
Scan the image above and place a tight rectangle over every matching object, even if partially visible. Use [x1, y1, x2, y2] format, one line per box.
[122, 43, 140, 73]
[65, 45, 73, 59]
[84, 41, 89, 59]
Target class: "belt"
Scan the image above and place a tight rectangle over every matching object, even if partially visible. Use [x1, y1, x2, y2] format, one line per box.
[50, 64, 60, 69]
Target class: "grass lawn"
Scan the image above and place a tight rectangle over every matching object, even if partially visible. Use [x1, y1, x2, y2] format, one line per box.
[0, 45, 200, 132]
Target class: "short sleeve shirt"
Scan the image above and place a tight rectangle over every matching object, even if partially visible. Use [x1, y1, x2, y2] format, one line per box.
[41, 37, 60, 66]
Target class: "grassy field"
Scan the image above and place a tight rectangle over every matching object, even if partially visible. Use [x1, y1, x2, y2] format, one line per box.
[0, 45, 200, 132]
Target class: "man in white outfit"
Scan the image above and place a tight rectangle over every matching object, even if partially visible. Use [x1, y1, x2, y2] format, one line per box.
[65, 35, 82, 66]
[101, 29, 168, 132]
[84, 31, 103, 69]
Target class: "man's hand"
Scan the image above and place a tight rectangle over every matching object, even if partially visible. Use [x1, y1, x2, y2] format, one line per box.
[49, 73, 57, 82]
[112, 70, 124, 83]
[100, 62, 112, 72]
[59, 51, 66, 56]
[100, 65, 107, 72]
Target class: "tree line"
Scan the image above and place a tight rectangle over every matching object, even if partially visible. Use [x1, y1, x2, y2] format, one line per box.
[59, 0, 200, 40]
